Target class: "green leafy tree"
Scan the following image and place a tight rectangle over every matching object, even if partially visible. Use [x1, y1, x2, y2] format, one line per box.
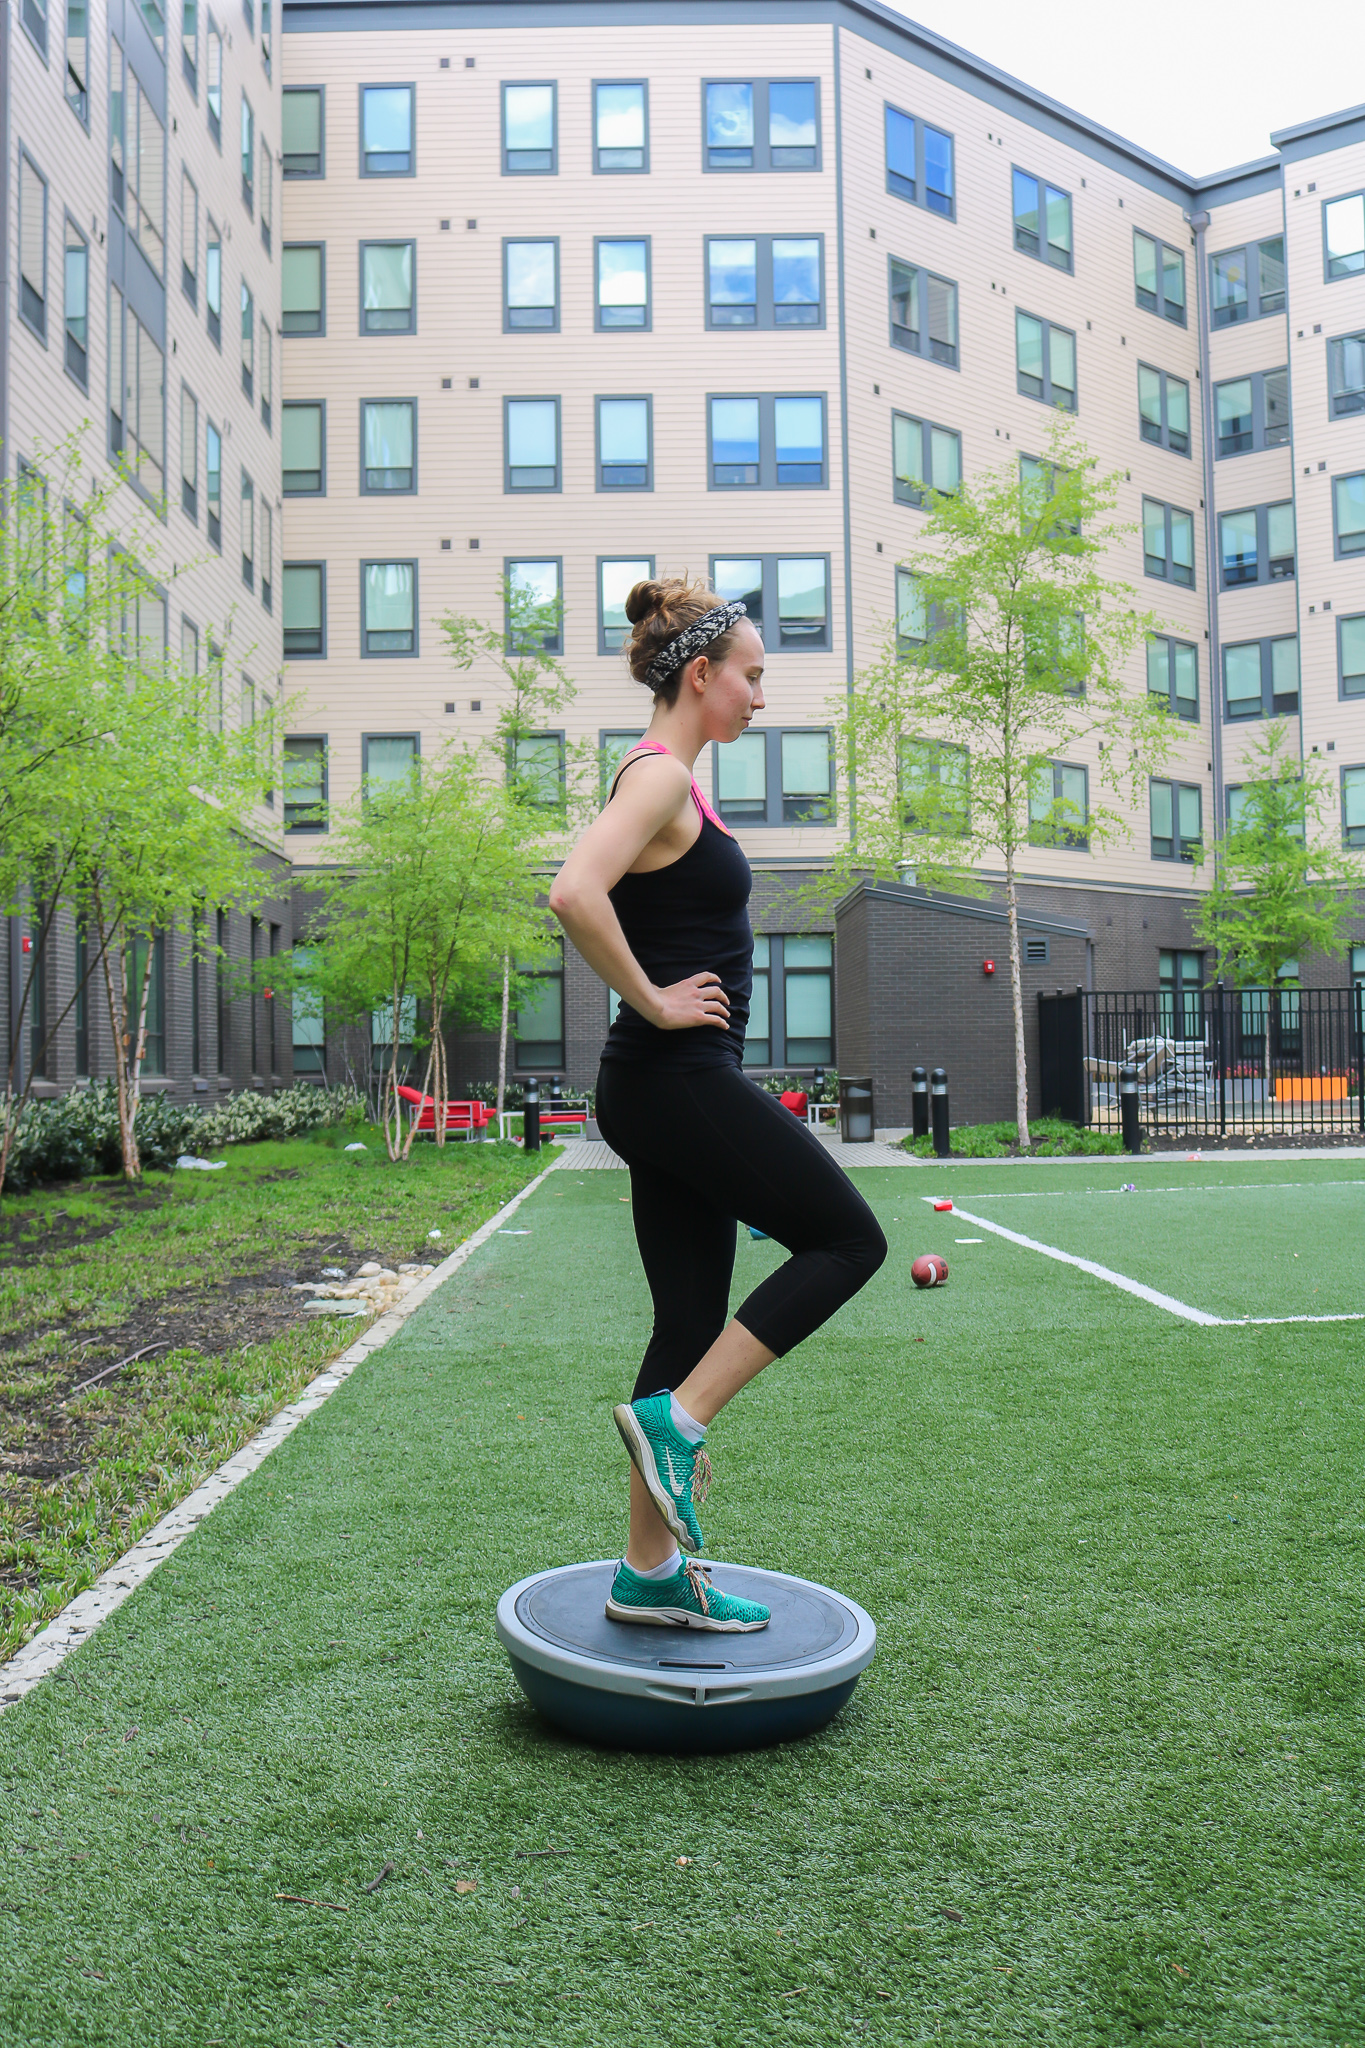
[810, 422, 1175, 1146]
[286, 745, 550, 1160]
[1190, 725, 1363, 1086]
[440, 576, 600, 1115]
[0, 446, 269, 1190]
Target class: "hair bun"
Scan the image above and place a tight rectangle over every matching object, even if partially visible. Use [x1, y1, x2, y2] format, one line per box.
[624, 578, 668, 626]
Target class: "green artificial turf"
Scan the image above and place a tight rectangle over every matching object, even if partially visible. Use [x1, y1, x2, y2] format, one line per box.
[1, 1159, 1362, 2045]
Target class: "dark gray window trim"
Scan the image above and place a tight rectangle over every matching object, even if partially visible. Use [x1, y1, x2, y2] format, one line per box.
[506, 728, 567, 810]
[359, 560, 419, 659]
[63, 211, 90, 389]
[891, 411, 961, 508]
[1342, 763, 1365, 846]
[503, 556, 564, 655]
[17, 148, 49, 345]
[883, 98, 954, 218]
[179, 378, 199, 521]
[501, 79, 557, 175]
[358, 238, 416, 336]
[1323, 187, 1365, 285]
[181, 169, 199, 307]
[205, 415, 223, 549]
[743, 931, 837, 1072]
[594, 234, 651, 333]
[503, 395, 561, 494]
[1011, 163, 1073, 272]
[1137, 361, 1190, 455]
[710, 727, 836, 827]
[1209, 234, 1284, 326]
[20, 0, 48, 61]
[1147, 632, 1199, 719]
[206, 14, 223, 149]
[1333, 470, 1365, 559]
[594, 393, 653, 492]
[704, 232, 823, 331]
[708, 553, 833, 653]
[701, 77, 822, 175]
[1133, 226, 1187, 325]
[1218, 499, 1295, 587]
[1029, 759, 1090, 849]
[1327, 331, 1365, 419]
[1142, 497, 1196, 587]
[283, 84, 325, 178]
[1340, 612, 1365, 700]
[1213, 366, 1289, 458]
[282, 566, 327, 662]
[596, 553, 654, 657]
[358, 396, 417, 496]
[362, 730, 422, 776]
[1149, 777, 1203, 862]
[503, 235, 560, 334]
[282, 398, 326, 496]
[358, 81, 415, 178]
[206, 216, 223, 346]
[281, 240, 325, 338]
[241, 90, 256, 217]
[283, 731, 329, 832]
[68, 0, 91, 124]
[887, 254, 959, 370]
[1222, 634, 1300, 720]
[599, 726, 648, 802]
[706, 391, 828, 491]
[1015, 308, 1077, 412]
[593, 78, 649, 174]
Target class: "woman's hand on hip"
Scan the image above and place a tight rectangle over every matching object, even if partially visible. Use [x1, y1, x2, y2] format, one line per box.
[650, 972, 731, 1031]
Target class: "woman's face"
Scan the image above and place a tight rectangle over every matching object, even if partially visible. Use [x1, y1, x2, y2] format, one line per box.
[690, 618, 766, 743]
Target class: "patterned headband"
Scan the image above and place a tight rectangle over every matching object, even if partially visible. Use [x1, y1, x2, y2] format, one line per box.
[644, 600, 748, 689]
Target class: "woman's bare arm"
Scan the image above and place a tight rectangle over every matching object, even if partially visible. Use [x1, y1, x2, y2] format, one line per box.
[547, 757, 731, 1032]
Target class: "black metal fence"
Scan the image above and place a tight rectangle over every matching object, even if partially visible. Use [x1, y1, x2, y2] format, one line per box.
[1038, 985, 1365, 1138]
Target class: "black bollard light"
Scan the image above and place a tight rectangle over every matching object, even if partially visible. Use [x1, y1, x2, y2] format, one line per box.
[930, 1067, 950, 1159]
[523, 1075, 542, 1153]
[1119, 1064, 1141, 1155]
[911, 1065, 929, 1139]
[549, 1076, 563, 1106]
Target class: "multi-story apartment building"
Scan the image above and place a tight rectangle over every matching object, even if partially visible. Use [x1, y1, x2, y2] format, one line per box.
[2, 0, 285, 1102]
[6, 0, 1364, 1114]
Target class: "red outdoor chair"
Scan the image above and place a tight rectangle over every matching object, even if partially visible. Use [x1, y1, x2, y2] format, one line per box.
[395, 1086, 495, 1140]
[779, 1089, 808, 1118]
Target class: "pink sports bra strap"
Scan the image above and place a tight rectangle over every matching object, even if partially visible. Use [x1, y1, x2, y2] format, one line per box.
[615, 739, 735, 838]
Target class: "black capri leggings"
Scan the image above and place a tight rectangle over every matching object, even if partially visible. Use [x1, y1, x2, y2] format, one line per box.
[595, 1060, 888, 1403]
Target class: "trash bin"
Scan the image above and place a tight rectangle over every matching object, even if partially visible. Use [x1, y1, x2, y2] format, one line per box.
[838, 1075, 875, 1144]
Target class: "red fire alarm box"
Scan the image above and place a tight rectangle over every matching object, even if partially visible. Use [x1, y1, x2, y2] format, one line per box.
[982, 958, 995, 976]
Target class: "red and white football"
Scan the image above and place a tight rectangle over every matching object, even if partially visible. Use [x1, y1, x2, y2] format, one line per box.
[911, 1254, 950, 1289]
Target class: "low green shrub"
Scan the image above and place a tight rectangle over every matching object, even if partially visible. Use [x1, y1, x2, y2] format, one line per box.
[2, 1081, 363, 1193]
[902, 1117, 1121, 1159]
[754, 1069, 840, 1105]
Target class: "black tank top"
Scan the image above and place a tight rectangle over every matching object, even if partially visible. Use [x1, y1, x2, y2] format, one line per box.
[599, 747, 753, 1070]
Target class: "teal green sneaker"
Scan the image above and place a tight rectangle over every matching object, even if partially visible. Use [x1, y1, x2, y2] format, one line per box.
[613, 1393, 711, 1555]
[605, 1557, 770, 1632]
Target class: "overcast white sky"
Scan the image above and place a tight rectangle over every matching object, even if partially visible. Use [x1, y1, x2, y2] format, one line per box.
[889, 0, 1357, 179]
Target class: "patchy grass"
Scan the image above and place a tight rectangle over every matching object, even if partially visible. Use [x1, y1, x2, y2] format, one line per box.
[0, 1130, 544, 1661]
[902, 1116, 1122, 1159]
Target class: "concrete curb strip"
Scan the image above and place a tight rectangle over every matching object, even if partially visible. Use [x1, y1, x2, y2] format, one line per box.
[0, 1159, 558, 1715]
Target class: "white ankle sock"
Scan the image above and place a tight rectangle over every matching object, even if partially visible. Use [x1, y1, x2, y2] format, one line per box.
[631, 1548, 682, 1581]
[669, 1394, 706, 1443]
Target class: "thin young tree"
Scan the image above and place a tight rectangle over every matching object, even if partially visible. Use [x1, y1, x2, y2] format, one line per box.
[0, 451, 266, 1190]
[440, 574, 596, 1121]
[812, 422, 1175, 1147]
[1190, 722, 1363, 1090]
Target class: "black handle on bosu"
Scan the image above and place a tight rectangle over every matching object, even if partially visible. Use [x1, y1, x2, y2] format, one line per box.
[523, 1074, 542, 1153]
[911, 1065, 929, 1140]
[930, 1068, 950, 1160]
[1119, 1065, 1141, 1155]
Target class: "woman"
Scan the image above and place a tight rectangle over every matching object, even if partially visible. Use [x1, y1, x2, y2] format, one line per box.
[548, 577, 887, 1633]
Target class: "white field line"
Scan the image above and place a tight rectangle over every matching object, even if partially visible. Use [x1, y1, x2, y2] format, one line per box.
[934, 1201, 1224, 1325]
[932, 1200, 1365, 1328]
[0, 1160, 558, 1716]
[963, 1180, 1365, 1199]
